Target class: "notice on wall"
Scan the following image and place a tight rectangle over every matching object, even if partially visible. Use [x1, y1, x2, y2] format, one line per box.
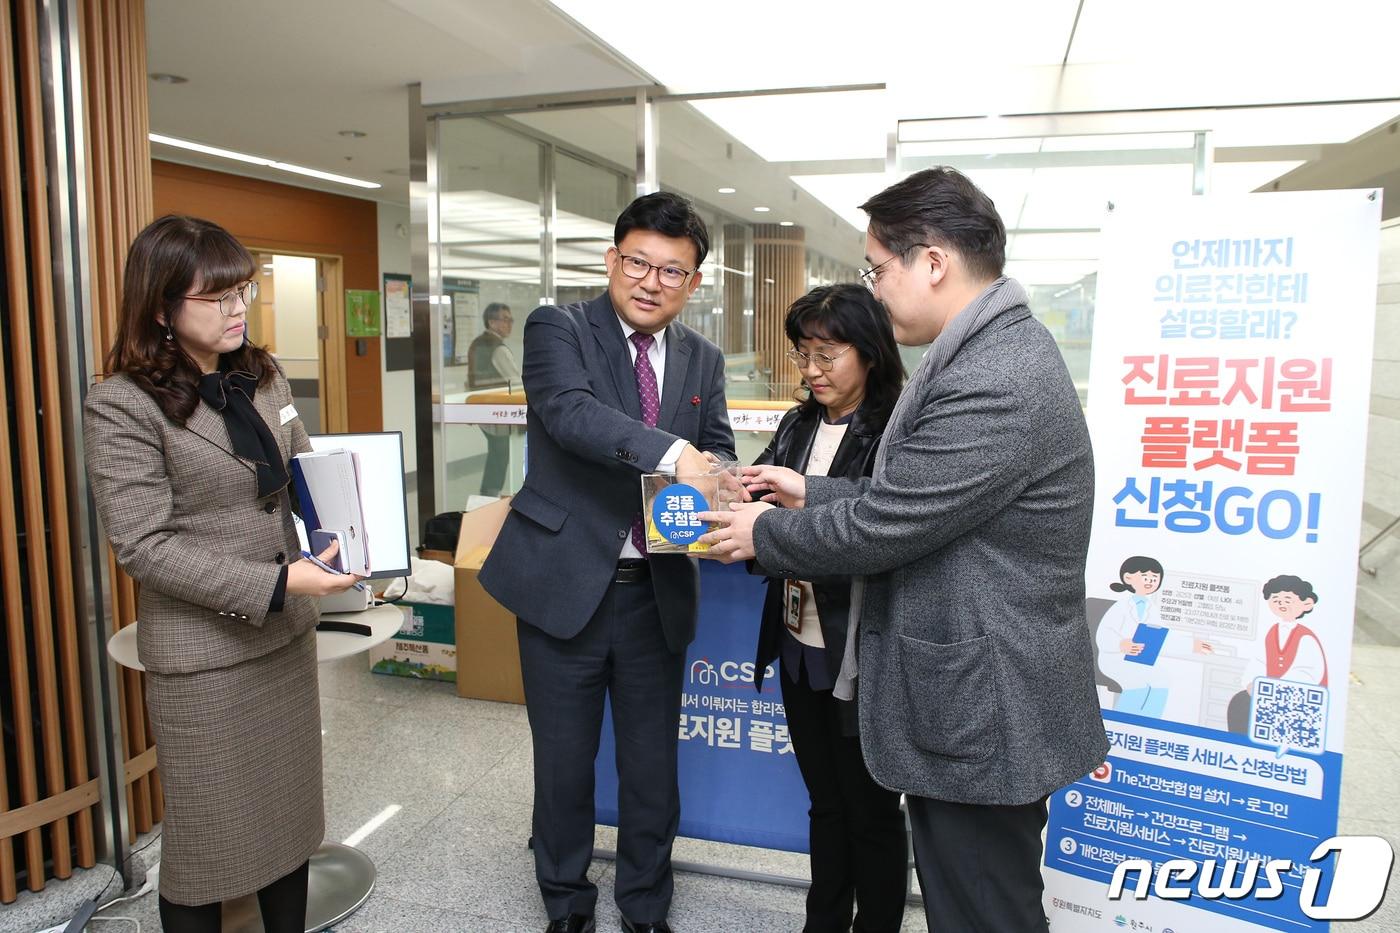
[384, 274, 411, 338]
[1042, 190, 1383, 931]
[345, 289, 381, 338]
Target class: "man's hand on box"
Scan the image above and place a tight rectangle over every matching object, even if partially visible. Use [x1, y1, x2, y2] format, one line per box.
[675, 443, 712, 479]
[696, 501, 773, 563]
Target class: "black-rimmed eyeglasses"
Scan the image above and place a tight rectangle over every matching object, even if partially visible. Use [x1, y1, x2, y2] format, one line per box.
[185, 280, 258, 316]
[616, 252, 695, 289]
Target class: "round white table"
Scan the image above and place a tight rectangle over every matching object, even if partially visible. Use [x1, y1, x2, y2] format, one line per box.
[107, 604, 406, 933]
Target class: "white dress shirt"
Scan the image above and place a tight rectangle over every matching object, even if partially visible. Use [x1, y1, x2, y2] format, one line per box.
[616, 314, 687, 559]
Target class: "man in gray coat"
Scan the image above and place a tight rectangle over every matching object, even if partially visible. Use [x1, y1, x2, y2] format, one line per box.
[701, 167, 1109, 932]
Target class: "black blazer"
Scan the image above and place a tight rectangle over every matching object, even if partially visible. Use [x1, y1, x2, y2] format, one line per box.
[752, 399, 886, 707]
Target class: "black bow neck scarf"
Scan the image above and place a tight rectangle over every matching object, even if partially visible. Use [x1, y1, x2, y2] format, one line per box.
[197, 369, 288, 499]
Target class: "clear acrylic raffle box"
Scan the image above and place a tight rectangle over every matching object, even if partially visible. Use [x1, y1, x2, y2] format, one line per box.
[640, 461, 743, 555]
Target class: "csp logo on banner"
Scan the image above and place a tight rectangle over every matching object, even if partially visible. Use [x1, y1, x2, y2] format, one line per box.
[689, 658, 774, 687]
[1108, 835, 1394, 921]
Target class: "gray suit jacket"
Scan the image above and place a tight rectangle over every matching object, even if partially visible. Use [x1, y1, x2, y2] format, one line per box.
[753, 305, 1109, 805]
[479, 293, 735, 652]
[84, 371, 317, 674]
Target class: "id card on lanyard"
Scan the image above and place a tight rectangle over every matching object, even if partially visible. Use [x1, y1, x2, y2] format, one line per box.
[784, 580, 805, 635]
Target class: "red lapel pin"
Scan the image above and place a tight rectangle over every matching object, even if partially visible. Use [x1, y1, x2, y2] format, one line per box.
[691, 395, 701, 406]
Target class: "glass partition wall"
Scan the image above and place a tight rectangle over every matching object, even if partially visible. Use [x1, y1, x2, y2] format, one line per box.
[418, 90, 866, 514]
[415, 90, 1362, 521]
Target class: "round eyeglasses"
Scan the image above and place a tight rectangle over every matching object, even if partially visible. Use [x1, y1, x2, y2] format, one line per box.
[616, 253, 694, 289]
[185, 280, 258, 316]
[786, 345, 855, 372]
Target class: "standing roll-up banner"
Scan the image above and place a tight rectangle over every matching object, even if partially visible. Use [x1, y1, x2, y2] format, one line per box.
[1043, 190, 1387, 931]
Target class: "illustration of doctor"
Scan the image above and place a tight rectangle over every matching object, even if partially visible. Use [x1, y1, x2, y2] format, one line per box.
[1095, 556, 1213, 718]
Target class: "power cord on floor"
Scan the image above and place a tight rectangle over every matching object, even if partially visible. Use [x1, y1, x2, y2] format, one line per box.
[90, 917, 141, 932]
[32, 831, 162, 933]
[47, 823, 161, 924]
[92, 830, 161, 905]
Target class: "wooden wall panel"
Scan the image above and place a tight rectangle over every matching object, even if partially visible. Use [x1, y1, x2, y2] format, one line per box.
[0, 0, 150, 900]
[151, 159, 383, 432]
[753, 224, 806, 402]
[722, 224, 749, 356]
[78, 0, 161, 860]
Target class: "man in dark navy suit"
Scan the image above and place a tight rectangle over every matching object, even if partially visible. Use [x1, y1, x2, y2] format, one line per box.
[480, 192, 735, 933]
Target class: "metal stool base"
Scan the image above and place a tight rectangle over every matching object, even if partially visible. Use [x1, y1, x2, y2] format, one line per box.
[220, 842, 375, 932]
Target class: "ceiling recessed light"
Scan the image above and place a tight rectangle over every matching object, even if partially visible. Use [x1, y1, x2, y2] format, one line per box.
[778, 221, 795, 227]
[148, 73, 188, 85]
[717, 187, 736, 194]
[753, 206, 770, 213]
[338, 130, 367, 139]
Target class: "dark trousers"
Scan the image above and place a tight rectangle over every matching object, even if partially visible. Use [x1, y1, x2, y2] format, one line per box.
[480, 429, 511, 496]
[157, 860, 309, 933]
[780, 662, 906, 933]
[907, 795, 1050, 933]
[517, 576, 685, 923]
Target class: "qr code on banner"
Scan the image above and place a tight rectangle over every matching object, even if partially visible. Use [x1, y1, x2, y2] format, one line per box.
[1250, 678, 1328, 755]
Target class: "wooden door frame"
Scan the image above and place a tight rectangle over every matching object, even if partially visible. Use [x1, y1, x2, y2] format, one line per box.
[247, 246, 348, 433]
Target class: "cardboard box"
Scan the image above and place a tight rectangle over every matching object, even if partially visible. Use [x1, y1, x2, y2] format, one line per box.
[369, 602, 457, 682]
[453, 497, 525, 704]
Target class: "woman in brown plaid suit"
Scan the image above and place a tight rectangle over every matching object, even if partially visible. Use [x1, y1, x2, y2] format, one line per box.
[84, 216, 363, 932]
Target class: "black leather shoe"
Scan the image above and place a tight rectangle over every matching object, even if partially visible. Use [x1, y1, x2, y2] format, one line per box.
[619, 919, 672, 933]
[545, 915, 595, 933]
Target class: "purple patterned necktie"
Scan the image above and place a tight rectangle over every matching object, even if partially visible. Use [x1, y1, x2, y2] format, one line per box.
[630, 332, 659, 553]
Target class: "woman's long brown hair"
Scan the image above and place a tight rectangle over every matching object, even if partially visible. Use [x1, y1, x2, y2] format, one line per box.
[107, 214, 278, 424]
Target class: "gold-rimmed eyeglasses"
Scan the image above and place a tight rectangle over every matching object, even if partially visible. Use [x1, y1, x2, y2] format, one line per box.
[185, 280, 258, 316]
[786, 345, 855, 372]
[858, 243, 929, 293]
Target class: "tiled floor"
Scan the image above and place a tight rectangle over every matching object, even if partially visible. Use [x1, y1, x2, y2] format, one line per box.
[8, 644, 1398, 933]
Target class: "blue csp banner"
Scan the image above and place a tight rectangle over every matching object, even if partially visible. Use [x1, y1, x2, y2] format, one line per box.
[595, 560, 810, 853]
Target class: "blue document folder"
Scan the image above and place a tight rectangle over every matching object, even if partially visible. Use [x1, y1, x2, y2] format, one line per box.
[1124, 623, 1168, 666]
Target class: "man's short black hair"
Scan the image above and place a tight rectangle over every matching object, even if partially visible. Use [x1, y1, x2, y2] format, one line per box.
[614, 191, 710, 267]
[860, 167, 1006, 282]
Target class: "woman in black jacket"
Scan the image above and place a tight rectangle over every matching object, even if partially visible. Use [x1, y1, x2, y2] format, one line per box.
[751, 283, 907, 933]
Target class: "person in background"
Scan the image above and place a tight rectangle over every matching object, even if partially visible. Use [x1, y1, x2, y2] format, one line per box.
[479, 192, 735, 933]
[468, 301, 519, 496]
[749, 284, 907, 933]
[84, 215, 361, 932]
